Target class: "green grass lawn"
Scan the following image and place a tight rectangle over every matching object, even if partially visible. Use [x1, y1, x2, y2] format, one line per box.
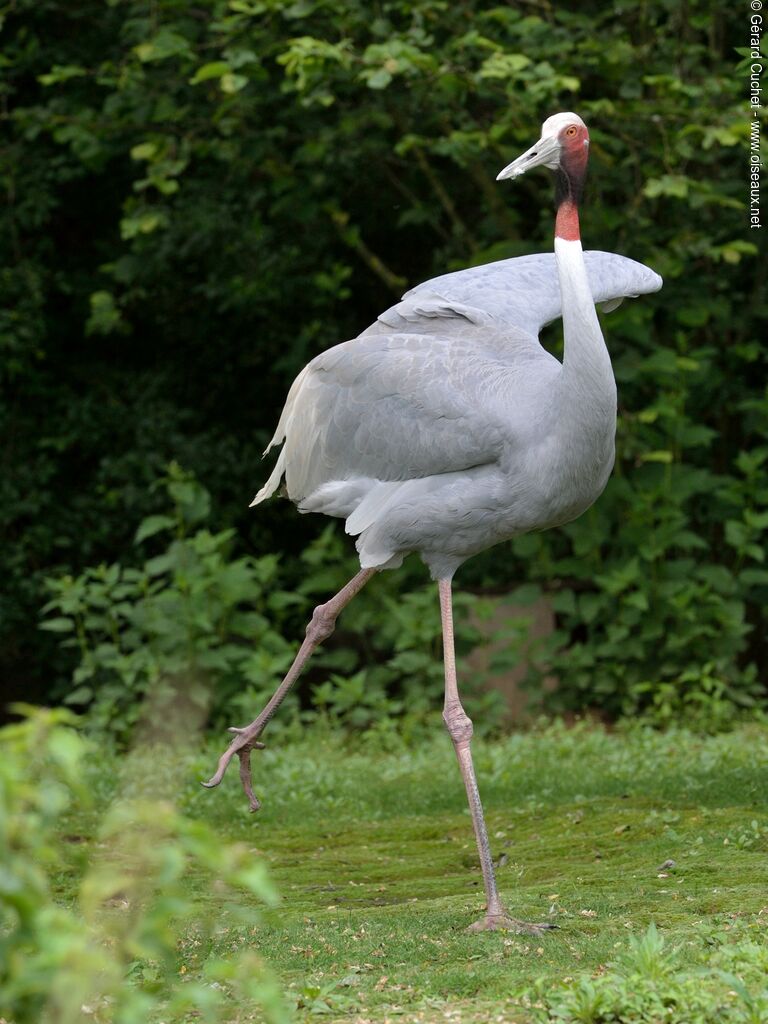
[55, 721, 768, 1022]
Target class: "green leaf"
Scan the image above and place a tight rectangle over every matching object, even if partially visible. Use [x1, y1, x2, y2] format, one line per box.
[478, 52, 531, 79]
[643, 175, 691, 199]
[220, 72, 249, 93]
[135, 515, 176, 544]
[40, 617, 74, 633]
[145, 553, 174, 577]
[120, 211, 168, 239]
[85, 291, 124, 336]
[364, 68, 392, 89]
[130, 142, 158, 161]
[38, 64, 87, 86]
[639, 450, 674, 464]
[134, 29, 193, 64]
[64, 685, 93, 704]
[190, 61, 231, 85]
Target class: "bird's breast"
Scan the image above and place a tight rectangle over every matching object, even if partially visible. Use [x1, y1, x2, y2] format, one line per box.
[498, 404, 616, 533]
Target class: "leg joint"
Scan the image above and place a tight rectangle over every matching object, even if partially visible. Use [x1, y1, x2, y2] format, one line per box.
[306, 602, 336, 643]
[443, 700, 473, 745]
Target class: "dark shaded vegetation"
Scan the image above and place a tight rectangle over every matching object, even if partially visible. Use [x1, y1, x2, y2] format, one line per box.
[2, 0, 765, 723]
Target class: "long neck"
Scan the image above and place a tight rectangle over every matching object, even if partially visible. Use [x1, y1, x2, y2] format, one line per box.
[554, 198, 616, 408]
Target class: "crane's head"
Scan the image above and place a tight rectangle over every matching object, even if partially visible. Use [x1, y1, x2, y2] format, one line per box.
[496, 112, 589, 201]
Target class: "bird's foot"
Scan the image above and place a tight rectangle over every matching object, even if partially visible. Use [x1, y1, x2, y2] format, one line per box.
[467, 913, 557, 935]
[201, 721, 266, 812]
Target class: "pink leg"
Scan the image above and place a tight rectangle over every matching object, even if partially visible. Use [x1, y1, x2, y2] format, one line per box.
[203, 568, 376, 810]
[439, 578, 555, 934]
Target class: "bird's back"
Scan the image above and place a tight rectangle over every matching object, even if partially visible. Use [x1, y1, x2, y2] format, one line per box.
[251, 249, 661, 576]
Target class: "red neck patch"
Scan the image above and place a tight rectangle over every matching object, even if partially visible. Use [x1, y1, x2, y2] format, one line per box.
[555, 199, 580, 241]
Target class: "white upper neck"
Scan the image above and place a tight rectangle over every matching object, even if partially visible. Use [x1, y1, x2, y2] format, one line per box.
[555, 236, 616, 399]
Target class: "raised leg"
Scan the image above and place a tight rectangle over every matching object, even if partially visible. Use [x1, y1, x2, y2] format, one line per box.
[438, 578, 554, 935]
[203, 567, 377, 810]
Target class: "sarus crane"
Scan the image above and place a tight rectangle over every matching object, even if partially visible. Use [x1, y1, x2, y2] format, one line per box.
[203, 112, 662, 933]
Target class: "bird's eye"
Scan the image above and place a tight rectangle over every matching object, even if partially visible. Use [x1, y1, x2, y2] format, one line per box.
[566, 126, 578, 136]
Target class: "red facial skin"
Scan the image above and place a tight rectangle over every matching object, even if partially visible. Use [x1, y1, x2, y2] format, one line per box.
[560, 122, 590, 179]
[555, 123, 590, 242]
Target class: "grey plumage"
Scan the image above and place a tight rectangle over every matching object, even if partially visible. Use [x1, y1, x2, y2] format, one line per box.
[205, 111, 665, 933]
[253, 250, 661, 580]
[370, 250, 660, 337]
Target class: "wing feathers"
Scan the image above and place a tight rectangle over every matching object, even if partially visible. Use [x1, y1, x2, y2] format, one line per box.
[250, 332, 514, 510]
[370, 250, 661, 339]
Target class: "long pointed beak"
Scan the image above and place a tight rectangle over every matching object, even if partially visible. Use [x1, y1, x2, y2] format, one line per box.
[496, 135, 560, 181]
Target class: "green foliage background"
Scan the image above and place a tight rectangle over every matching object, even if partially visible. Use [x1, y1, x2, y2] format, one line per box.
[2, 0, 766, 720]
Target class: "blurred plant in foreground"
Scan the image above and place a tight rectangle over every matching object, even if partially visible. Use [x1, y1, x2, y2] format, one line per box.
[0, 706, 288, 1024]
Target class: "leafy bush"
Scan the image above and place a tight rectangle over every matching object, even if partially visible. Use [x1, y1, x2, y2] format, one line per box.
[41, 464, 300, 742]
[528, 923, 768, 1023]
[0, 706, 287, 1024]
[41, 465, 504, 742]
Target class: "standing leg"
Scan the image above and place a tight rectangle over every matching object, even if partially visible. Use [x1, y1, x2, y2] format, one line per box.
[203, 568, 377, 810]
[439, 578, 554, 934]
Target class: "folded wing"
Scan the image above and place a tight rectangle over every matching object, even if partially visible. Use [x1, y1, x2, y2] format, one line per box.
[364, 250, 662, 339]
[252, 330, 532, 511]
